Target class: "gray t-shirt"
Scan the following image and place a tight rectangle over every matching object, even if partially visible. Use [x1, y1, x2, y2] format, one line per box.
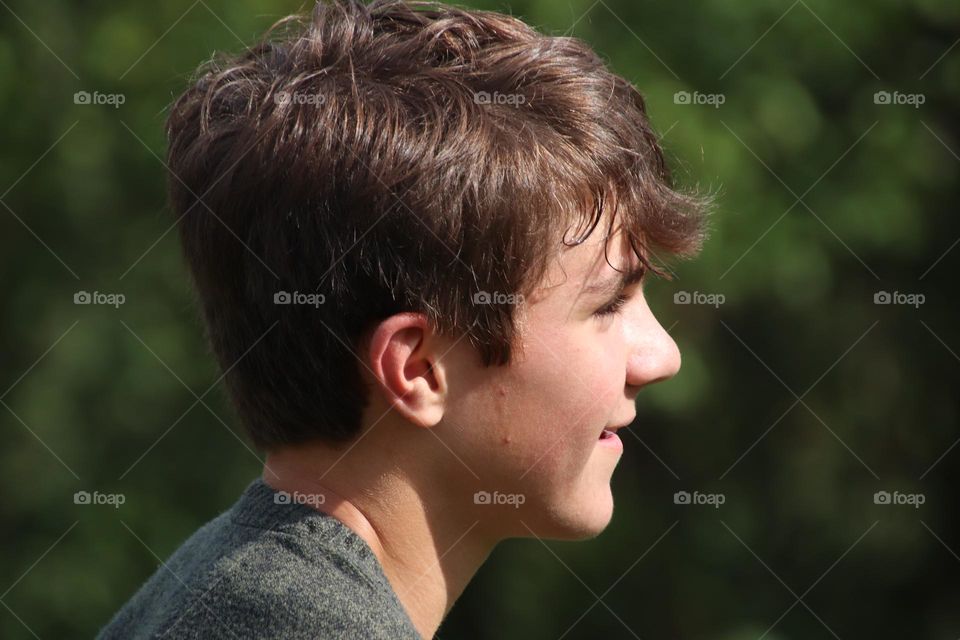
[97, 478, 422, 639]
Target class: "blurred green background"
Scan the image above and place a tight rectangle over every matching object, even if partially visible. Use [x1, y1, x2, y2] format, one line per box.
[2, 0, 958, 637]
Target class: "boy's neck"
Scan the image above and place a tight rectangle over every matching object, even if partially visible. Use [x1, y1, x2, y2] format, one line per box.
[263, 442, 496, 639]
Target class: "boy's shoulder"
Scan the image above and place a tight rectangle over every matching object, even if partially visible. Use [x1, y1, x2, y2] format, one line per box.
[97, 478, 420, 640]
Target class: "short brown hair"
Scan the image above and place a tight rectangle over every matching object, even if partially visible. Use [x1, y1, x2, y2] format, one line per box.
[165, 0, 709, 451]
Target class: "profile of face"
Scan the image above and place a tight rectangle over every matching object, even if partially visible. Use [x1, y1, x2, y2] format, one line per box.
[361, 216, 683, 544]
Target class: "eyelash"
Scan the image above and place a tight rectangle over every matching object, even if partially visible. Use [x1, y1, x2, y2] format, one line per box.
[594, 292, 630, 318]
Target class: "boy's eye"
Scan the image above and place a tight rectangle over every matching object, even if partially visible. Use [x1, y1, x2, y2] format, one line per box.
[594, 292, 630, 318]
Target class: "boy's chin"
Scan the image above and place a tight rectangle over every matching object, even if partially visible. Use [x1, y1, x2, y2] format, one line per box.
[561, 504, 616, 541]
[517, 489, 616, 541]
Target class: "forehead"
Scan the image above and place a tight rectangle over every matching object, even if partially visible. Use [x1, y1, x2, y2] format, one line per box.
[538, 222, 640, 297]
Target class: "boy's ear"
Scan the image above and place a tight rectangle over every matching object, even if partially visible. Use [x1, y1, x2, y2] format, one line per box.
[361, 312, 446, 429]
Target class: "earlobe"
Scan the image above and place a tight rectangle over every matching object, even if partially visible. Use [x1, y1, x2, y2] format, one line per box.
[364, 312, 446, 429]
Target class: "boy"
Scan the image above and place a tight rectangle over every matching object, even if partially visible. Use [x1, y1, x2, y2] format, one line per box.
[99, 0, 708, 637]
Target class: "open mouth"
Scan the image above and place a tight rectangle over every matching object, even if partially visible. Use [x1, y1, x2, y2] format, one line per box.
[599, 428, 615, 440]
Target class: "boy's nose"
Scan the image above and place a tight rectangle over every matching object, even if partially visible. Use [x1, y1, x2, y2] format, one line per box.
[626, 319, 681, 391]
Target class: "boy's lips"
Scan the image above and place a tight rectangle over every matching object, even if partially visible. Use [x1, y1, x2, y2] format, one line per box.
[598, 416, 634, 445]
[599, 416, 635, 438]
[598, 427, 623, 449]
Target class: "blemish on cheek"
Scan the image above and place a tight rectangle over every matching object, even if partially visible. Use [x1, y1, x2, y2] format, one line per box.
[501, 435, 512, 445]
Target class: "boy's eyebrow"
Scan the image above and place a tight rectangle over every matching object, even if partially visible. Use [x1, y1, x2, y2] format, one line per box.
[582, 264, 647, 298]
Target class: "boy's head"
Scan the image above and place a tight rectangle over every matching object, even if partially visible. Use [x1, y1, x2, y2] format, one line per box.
[166, 0, 707, 538]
